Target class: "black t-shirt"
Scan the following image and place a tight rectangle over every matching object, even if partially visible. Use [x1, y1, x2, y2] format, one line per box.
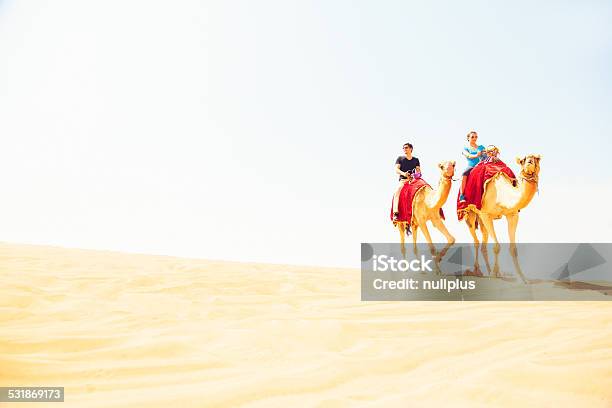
[396, 156, 420, 180]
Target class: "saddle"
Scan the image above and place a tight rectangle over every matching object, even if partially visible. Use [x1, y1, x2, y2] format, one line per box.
[457, 159, 516, 220]
[390, 178, 430, 223]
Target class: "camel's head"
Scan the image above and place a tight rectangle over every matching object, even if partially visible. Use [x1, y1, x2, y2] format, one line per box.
[516, 154, 542, 180]
[438, 160, 456, 179]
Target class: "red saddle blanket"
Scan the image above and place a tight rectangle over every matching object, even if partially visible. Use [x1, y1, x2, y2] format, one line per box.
[456, 159, 516, 220]
[390, 178, 444, 223]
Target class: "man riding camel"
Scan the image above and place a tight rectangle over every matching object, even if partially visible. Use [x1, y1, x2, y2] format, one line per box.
[392, 142, 421, 223]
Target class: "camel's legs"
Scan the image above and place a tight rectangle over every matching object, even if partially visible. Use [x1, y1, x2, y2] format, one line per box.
[431, 217, 455, 266]
[418, 219, 436, 257]
[398, 222, 407, 258]
[431, 217, 455, 245]
[506, 213, 518, 255]
[412, 224, 419, 256]
[506, 213, 527, 283]
[478, 215, 492, 275]
[465, 213, 481, 275]
[479, 213, 500, 276]
[415, 218, 440, 273]
[416, 219, 442, 274]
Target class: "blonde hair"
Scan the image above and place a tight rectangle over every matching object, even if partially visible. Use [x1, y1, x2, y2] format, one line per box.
[466, 130, 477, 141]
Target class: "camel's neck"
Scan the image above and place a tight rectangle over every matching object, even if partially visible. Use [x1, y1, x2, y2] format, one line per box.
[507, 175, 538, 212]
[427, 176, 452, 209]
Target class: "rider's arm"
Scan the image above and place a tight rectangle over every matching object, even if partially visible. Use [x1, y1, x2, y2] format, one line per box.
[462, 150, 481, 159]
[395, 164, 408, 177]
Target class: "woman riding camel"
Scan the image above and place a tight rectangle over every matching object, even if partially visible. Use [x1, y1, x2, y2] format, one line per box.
[459, 130, 485, 203]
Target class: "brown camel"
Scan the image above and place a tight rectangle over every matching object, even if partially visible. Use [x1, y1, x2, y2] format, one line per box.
[397, 161, 456, 259]
[463, 154, 542, 281]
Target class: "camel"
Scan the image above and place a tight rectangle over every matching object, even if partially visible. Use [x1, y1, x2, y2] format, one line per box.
[463, 154, 542, 282]
[397, 161, 456, 259]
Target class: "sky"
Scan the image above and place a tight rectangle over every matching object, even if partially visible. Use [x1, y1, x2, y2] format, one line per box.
[0, 0, 611, 267]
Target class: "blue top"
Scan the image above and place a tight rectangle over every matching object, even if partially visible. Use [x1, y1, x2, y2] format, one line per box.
[464, 145, 485, 167]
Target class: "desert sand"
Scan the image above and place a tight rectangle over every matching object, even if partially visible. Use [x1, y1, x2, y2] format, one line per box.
[1, 243, 611, 407]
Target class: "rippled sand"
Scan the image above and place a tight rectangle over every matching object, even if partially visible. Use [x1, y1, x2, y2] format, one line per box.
[1, 243, 611, 407]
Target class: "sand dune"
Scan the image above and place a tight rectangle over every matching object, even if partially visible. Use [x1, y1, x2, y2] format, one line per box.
[1, 243, 611, 407]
